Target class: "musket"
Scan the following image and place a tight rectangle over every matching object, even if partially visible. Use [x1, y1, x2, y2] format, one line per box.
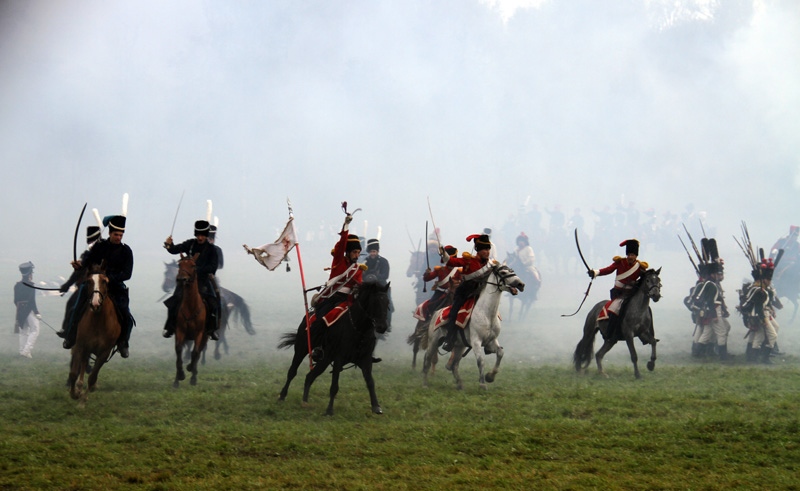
[678, 235, 700, 276]
[73, 203, 87, 262]
[426, 196, 443, 263]
[682, 223, 703, 263]
[561, 228, 593, 317]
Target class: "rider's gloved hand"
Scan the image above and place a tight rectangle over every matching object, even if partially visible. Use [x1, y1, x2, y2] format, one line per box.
[587, 269, 597, 278]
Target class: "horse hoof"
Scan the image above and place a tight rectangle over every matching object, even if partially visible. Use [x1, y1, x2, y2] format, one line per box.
[372, 406, 383, 415]
[647, 361, 655, 371]
[178, 373, 186, 381]
[172, 381, 180, 389]
[301, 401, 310, 408]
[190, 377, 197, 386]
[485, 373, 495, 383]
[479, 383, 488, 390]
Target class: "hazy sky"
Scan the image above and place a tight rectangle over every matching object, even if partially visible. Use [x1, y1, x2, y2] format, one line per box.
[1, 0, 798, 304]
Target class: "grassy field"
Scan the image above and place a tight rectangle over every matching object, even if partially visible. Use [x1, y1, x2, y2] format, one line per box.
[2, 299, 800, 490]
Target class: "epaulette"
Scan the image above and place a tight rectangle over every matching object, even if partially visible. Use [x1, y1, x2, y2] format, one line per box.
[433, 265, 443, 271]
[462, 252, 473, 259]
[639, 261, 649, 269]
[359, 264, 368, 271]
[612, 255, 623, 262]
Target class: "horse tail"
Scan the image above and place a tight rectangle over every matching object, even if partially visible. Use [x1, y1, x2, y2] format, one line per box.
[573, 315, 598, 371]
[277, 331, 297, 350]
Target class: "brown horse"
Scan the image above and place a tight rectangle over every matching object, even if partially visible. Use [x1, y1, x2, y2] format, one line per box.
[172, 253, 208, 388]
[67, 265, 122, 404]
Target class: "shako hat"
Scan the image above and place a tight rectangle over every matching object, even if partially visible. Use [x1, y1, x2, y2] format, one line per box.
[86, 226, 101, 243]
[467, 233, 492, 251]
[18, 261, 34, 275]
[620, 239, 639, 256]
[367, 238, 380, 252]
[346, 234, 362, 253]
[194, 220, 210, 237]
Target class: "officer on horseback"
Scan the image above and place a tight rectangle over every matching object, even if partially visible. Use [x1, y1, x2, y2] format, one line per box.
[57, 224, 103, 341]
[59, 215, 134, 357]
[163, 219, 220, 341]
[588, 239, 649, 341]
[414, 245, 461, 322]
[439, 233, 496, 352]
[363, 238, 393, 328]
[312, 212, 363, 323]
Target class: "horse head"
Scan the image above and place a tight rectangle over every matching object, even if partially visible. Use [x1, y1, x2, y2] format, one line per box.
[356, 281, 391, 334]
[492, 263, 525, 295]
[176, 253, 200, 286]
[162, 260, 179, 293]
[641, 267, 662, 302]
[86, 264, 109, 312]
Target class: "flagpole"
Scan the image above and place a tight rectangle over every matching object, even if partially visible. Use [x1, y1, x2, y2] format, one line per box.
[288, 200, 315, 369]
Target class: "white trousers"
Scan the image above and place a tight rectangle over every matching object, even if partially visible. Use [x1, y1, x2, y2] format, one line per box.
[18, 312, 41, 356]
[748, 315, 779, 349]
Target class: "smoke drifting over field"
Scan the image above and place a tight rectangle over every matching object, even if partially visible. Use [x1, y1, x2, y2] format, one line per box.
[1, 1, 798, 363]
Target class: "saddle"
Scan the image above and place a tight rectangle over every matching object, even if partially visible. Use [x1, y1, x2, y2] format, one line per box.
[432, 298, 476, 331]
[309, 298, 352, 327]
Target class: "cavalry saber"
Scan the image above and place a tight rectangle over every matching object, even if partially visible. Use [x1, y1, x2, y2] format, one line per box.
[168, 190, 185, 238]
[423, 220, 429, 292]
[561, 228, 593, 317]
[73, 203, 87, 262]
[426, 196, 443, 262]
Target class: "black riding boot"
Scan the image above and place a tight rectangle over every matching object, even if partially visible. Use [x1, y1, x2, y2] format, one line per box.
[440, 325, 457, 352]
[162, 295, 179, 338]
[117, 317, 131, 358]
[205, 301, 219, 341]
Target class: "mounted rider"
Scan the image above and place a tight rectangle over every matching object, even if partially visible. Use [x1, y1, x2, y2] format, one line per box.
[363, 237, 393, 328]
[59, 213, 134, 357]
[685, 238, 731, 361]
[413, 245, 461, 322]
[514, 232, 541, 294]
[311, 211, 364, 328]
[163, 218, 220, 341]
[57, 218, 104, 338]
[439, 233, 497, 352]
[770, 225, 799, 269]
[588, 239, 649, 341]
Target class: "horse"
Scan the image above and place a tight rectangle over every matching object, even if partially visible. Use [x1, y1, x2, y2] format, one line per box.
[573, 268, 662, 379]
[171, 254, 208, 388]
[67, 265, 122, 404]
[772, 263, 799, 324]
[277, 282, 391, 416]
[422, 263, 525, 390]
[162, 260, 255, 361]
[504, 251, 541, 323]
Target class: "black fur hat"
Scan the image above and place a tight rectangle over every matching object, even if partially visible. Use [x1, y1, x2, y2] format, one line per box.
[367, 238, 379, 252]
[620, 239, 639, 256]
[194, 220, 210, 237]
[87, 226, 101, 243]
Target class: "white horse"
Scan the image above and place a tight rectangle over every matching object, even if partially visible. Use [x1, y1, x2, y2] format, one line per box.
[422, 263, 525, 390]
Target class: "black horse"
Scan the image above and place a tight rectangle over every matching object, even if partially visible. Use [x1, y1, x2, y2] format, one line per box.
[162, 260, 255, 361]
[573, 268, 662, 379]
[277, 282, 390, 416]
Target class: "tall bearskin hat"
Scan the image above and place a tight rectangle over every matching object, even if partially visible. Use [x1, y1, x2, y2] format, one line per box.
[516, 232, 529, 246]
[760, 258, 775, 281]
[346, 234, 362, 253]
[620, 239, 639, 256]
[367, 238, 380, 252]
[467, 233, 492, 251]
[18, 261, 34, 275]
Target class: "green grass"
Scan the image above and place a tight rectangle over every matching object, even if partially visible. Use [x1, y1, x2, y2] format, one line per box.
[2, 350, 799, 491]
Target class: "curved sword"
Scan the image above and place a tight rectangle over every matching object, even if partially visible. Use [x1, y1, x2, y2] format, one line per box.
[562, 228, 593, 317]
[73, 203, 87, 262]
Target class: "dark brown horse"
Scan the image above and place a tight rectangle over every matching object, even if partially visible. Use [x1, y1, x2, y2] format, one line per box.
[67, 265, 121, 404]
[172, 254, 208, 388]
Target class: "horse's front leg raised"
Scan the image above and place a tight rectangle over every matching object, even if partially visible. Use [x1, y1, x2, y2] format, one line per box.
[484, 342, 503, 384]
[359, 361, 382, 415]
[302, 359, 330, 407]
[625, 337, 641, 379]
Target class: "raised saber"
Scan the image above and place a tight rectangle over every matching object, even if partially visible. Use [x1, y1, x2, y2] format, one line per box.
[73, 203, 87, 262]
[427, 196, 443, 263]
[164, 190, 185, 249]
[561, 228, 593, 317]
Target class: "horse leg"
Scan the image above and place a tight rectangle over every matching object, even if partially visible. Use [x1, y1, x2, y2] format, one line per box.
[625, 337, 641, 379]
[189, 335, 205, 386]
[450, 348, 464, 390]
[484, 342, 503, 384]
[594, 339, 617, 378]
[647, 338, 658, 371]
[473, 342, 489, 390]
[412, 338, 419, 370]
[360, 361, 383, 415]
[302, 359, 330, 407]
[174, 339, 186, 388]
[422, 331, 441, 387]
[278, 344, 308, 401]
[324, 360, 343, 416]
[68, 349, 83, 400]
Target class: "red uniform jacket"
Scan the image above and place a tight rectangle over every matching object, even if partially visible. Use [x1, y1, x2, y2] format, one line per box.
[445, 253, 491, 281]
[423, 265, 461, 291]
[319, 230, 362, 299]
[597, 256, 648, 297]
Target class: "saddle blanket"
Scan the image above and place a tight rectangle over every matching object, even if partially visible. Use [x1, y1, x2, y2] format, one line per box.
[413, 300, 429, 321]
[432, 298, 476, 330]
[597, 298, 622, 322]
[309, 300, 351, 327]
